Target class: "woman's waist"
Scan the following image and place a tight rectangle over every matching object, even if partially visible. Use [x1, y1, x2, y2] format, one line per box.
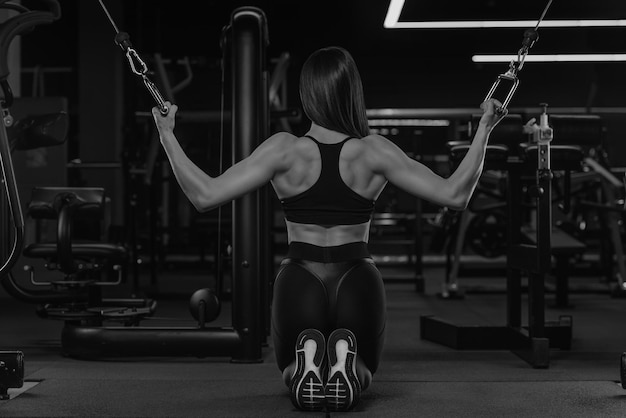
[285, 241, 371, 263]
[285, 220, 370, 247]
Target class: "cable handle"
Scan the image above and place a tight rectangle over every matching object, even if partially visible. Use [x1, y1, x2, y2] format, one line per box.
[143, 76, 169, 116]
[484, 71, 519, 113]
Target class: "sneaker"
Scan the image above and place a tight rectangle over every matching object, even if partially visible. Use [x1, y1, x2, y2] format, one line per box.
[290, 329, 326, 411]
[325, 328, 361, 411]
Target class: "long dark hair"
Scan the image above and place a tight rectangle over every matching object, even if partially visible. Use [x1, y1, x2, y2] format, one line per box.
[299, 46, 370, 139]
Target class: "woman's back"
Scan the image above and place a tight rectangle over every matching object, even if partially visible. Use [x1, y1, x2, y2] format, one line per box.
[270, 130, 387, 204]
[270, 126, 388, 246]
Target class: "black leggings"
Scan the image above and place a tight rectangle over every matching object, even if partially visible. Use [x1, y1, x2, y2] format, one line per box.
[271, 242, 386, 375]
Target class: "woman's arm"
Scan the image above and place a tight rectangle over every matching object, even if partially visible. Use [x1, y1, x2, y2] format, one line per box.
[152, 102, 289, 212]
[370, 99, 506, 210]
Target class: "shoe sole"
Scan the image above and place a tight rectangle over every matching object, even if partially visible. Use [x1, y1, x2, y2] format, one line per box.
[291, 329, 326, 411]
[325, 328, 361, 411]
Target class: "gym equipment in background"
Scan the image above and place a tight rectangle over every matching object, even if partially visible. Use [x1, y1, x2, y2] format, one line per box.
[0, 351, 23, 400]
[0, 0, 62, 401]
[421, 105, 577, 368]
[59, 7, 270, 361]
[0, 0, 62, 287]
[436, 114, 525, 299]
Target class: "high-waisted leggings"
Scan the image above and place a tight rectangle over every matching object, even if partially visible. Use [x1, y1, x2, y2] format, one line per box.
[271, 242, 386, 375]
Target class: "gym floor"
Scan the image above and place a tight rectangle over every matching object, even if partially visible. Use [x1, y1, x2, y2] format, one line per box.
[2, 264, 626, 417]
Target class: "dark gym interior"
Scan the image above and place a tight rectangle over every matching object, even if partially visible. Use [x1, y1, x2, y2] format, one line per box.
[2, 0, 626, 416]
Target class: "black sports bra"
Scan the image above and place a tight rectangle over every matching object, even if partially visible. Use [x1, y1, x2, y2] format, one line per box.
[280, 135, 375, 226]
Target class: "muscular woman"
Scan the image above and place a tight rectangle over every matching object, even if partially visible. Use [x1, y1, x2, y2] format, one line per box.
[152, 46, 506, 412]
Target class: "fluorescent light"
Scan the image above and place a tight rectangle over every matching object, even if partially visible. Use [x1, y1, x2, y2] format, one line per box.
[389, 20, 626, 29]
[384, 0, 405, 29]
[472, 54, 626, 62]
[383, 0, 626, 29]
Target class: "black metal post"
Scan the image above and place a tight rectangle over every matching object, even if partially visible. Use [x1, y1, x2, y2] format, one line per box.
[414, 198, 425, 293]
[530, 166, 552, 339]
[229, 7, 268, 363]
[506, 162, 523, 329]
[259, 48, 272, 344]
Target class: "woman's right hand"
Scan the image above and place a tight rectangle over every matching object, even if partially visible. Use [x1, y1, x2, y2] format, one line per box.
[151, 101, 178, 136]
[478, 98, 507, 130]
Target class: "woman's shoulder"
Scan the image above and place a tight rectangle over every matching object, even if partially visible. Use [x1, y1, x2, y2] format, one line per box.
[264, 131, 299, 146]
[258, 132, 315, 168]
[360, 133, 391, 146]
[348, 134, 404, 170]
[353, 134, 396, 156]
[258, 132, 300, 155]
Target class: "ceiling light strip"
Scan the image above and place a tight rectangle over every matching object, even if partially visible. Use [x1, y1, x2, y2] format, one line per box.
[473, 54, 626, 62]
[384, 0, 626, 29]
[384, 0, 406, 28]
[387, 20, 626, 29]
[368, 118, 450, 127]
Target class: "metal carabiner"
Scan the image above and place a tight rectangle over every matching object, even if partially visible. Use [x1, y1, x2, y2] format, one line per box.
[125, 48, 147, 76]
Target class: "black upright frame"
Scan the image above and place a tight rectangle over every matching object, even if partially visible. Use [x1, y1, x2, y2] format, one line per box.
[230, 6, 269, 361]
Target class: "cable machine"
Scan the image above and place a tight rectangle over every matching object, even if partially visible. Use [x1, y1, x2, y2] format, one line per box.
[0, 5, 271, 362]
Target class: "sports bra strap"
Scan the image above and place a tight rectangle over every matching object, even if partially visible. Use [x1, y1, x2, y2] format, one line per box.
[304, 135, 353, 144]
